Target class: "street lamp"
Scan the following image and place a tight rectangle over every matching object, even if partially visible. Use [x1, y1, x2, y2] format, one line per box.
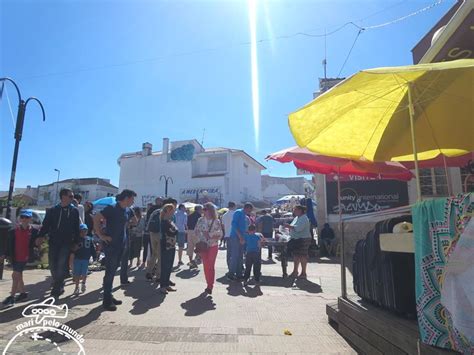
[0, 77, 46, 219]
[160, 175, 173, 197]
[54, 169, 61, 205]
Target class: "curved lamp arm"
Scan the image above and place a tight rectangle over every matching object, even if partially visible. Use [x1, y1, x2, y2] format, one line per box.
[0, 77, 22, 103]
[25, 97, 46, 121]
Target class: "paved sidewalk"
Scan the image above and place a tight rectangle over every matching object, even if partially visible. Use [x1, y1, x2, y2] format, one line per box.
[0, 249, 355, 354]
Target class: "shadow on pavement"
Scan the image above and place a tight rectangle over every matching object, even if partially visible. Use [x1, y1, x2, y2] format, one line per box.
[181, 293, 216, 316]
[175, 269, 200, 279]
[294, 279, 322, 293]
[39, 304, 103, 343]
[122, 279, 165, 315]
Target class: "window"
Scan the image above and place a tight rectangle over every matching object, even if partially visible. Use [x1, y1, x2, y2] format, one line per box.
[420, 168, 448, 197]
[207, 155, 227, 173]
[244, 163, 249, 175]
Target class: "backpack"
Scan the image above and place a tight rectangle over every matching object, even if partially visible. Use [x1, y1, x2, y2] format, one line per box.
[147, 209, 161, 233]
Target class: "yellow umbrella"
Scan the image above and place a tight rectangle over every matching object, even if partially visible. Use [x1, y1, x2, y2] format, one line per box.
[289, 59, 474, 198]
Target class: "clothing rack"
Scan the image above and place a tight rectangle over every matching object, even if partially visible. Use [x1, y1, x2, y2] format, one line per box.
[339, 204, 414, 299]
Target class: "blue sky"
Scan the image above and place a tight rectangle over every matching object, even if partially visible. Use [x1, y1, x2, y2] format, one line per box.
[0, 0, 456, 190]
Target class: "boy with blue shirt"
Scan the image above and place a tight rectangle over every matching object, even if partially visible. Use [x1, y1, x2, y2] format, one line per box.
[241, 224, 264, 286]
[73, 224, 96, 295]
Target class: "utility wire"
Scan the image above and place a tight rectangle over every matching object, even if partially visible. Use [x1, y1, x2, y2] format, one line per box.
[337, 29, 363, 78]
[16, 0, 446, 80]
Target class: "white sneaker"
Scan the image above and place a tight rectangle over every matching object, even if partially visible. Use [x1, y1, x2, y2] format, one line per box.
[81, 283, 86, 293]
[73, 286, 80, 295]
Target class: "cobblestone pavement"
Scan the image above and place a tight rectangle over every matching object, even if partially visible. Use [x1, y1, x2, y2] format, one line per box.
[0, 249, 355, 354]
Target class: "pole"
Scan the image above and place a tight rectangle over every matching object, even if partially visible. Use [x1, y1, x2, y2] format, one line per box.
[442, 155, 452, 196]
[5, 100, 26, 220]
[337, 168, 347, 299]
[407, 83, 422, 201]
[54, 169, 61, 205]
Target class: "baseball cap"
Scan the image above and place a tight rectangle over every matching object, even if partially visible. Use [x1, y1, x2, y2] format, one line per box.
[79, 223, 88, 230]
[19, 209, 33, 218]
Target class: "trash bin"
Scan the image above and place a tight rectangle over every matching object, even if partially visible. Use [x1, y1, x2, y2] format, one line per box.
[0, 217, 12, 280]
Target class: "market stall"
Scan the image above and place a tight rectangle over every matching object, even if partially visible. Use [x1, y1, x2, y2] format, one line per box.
[287, 59, 474, 354]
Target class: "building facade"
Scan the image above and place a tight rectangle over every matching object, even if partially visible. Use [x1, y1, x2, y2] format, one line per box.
[118, 139, 265, 207]
[37, 178, 118, 206]
[261, 175, 312, 203]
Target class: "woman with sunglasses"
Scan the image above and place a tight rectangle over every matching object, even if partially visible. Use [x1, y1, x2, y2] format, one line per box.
[195, 202, 223, 294]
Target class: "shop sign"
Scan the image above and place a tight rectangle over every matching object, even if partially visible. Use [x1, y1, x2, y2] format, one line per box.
[326, 180, 409, 215]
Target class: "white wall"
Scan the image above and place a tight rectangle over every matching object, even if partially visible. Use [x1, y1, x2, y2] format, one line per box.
[119, 149, 264, 207]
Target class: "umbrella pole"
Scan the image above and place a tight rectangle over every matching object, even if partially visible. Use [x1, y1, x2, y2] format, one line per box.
[408, 83, 422, 201]
[337, 169, 347, 299]
[442, 155, 453, 196]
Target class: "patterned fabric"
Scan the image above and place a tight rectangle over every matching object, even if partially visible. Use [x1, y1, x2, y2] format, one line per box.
[413, 194, 473, 354]
[195, 217, 223, 247]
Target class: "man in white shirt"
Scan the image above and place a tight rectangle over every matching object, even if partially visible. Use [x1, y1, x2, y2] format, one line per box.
[221, 202, 236, 270]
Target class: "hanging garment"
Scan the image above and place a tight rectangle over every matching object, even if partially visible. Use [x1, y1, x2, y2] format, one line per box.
[412, 194, 473, 354]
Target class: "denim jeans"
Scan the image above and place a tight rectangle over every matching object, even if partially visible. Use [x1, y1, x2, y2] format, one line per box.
[120, 243, 130, 283]
[103, 246, 124, 304]
[48, 243, 71, 297]
[160, 247, 175, 288]
[244, 251, 262, 282]
[229, 237, 244, 277]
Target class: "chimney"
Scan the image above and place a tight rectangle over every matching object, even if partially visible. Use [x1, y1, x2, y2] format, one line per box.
[162, 138, 169, 162]
[142, 142, 152, 157]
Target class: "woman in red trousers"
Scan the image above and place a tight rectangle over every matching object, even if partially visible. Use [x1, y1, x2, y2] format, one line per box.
[195, 202, 223, 295]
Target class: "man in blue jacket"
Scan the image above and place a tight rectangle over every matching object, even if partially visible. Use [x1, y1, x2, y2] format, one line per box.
[227, 203, 253, 280]
[93, 189, 137, 311]
[38, 188, 81, 300]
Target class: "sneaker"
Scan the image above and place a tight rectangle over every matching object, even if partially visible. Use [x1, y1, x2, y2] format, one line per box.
[226, 273, 236, 281]
[159, 287, 168, 294]
[81, 283, 86, 293]
[103, 303, 117, 311]
[111, 297, 122, 305]
[166, 287, 177, 292]
[73, 286, 80, 296]
[2, 296, 14, 309]
[243, 279, 249, 287]
[15, 292, 28, 302]
[205, 288, 212, 295]
[177, 261, 184, 266]
[121, 280, 131, 286]
[169, 280, 176, 287]
[189, 261, 198, 269]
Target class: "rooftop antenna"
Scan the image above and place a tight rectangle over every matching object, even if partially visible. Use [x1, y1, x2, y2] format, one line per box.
[201, 128, 206, 146]
[323, 28, 327, 80]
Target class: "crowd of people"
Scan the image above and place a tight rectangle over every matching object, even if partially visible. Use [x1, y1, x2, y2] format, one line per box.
[0, 188, 328, 311]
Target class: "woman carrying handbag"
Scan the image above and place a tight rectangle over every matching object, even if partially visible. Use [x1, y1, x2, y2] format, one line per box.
[195, 202, 223, 295]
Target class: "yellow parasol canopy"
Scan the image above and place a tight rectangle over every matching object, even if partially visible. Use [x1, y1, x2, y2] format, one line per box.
[289, 59, 474, 163]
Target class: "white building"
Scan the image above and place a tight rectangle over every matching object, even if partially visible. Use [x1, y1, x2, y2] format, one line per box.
[37, 178, 118, 206]
[118, 139, 265, 207]
[261, 175, 312, 203]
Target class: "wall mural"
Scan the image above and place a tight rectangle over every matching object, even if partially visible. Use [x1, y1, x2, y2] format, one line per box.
[170, 144, 195, 161]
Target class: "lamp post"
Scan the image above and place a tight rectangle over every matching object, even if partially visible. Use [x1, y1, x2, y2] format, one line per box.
[54, 169, 61, 205]
[1, 78, 46, 219]
[160, 175, 173, 197]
